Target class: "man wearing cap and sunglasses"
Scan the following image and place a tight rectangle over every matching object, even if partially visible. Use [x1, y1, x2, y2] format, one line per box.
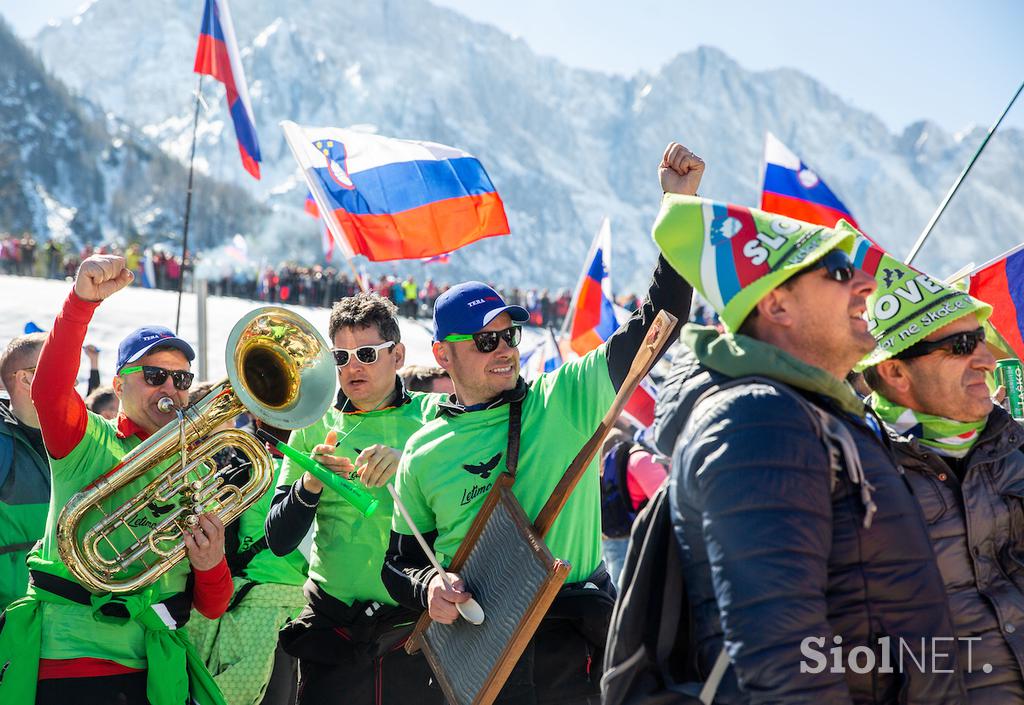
[650, 211, 965, 702]
[265, 292, 446, 705]
[860, 252, 1024, 703]
[0, 254, 232, 705]
[381, 142, 699, 705]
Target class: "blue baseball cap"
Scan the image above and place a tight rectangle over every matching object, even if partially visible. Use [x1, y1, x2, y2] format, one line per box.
[433, 281, 530, 342]
[116, 326, 195, 371]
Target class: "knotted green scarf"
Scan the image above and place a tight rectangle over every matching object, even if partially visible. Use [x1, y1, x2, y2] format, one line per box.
[870, 392, 986, 458]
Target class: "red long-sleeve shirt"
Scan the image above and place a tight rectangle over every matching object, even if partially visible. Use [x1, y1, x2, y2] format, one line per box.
[32, 290, 232, 679]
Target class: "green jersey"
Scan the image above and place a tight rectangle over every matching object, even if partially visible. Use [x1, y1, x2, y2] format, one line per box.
[29, 412, 193, 667]
[392, 346, 616, 583]
[280, 390, 442, 606]
[238, 457, 308, 586]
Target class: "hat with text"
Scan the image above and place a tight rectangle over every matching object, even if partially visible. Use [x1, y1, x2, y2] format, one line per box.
[652, 194, 855, 331]
[117, 326, 196, 371]
[433, 281, 530, 341]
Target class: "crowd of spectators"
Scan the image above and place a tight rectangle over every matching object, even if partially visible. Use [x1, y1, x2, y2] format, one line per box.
[1, 234, 646, 328]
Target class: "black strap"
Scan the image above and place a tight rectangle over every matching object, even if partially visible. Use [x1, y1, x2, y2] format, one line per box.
[505, 399, 523, 478]
[28, 569, 194, 626]
[226, 579, 259, 612]
[0, 540, 37, 557]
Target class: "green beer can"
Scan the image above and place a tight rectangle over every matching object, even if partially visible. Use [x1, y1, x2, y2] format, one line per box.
[996, 359, 1024, 420]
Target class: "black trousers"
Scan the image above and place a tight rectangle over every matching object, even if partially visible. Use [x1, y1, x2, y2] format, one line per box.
[296, 639, 441, 705]
[37, 673, 150, 705]
[261, 642, 299, 705]
[494, 618, 602, 705]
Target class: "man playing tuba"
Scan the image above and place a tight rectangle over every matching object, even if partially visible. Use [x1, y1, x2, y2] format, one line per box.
[0, 254, 232, 705]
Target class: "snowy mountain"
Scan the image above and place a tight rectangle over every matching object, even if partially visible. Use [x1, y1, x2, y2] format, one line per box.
[30, 0, 1024, 290]
[0, 17, 266, 254]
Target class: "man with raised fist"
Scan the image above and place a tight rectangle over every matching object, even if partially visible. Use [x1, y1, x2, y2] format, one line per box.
[0, 254, 232, 705]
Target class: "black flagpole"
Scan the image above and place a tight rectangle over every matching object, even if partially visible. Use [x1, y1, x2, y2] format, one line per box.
[905, 79, 1024, 266]
[176, 75, 204, 333]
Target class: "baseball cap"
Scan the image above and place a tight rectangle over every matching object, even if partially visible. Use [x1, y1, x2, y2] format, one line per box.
[116, 326, 196, 371]
[433, 281, 530, 341]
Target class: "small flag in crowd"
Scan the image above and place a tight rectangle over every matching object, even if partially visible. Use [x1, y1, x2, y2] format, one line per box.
[622, 378, 658, 429]
[194, 0, 262, 179]
[281, 121, 510, 262]
[304, 191, 335, 262]
[968, 243, 1024, 360]
[138, 251, 157, 289]
[521, 329, 564, 383]
[760, 132, 858, 229]
[566, 217, 618, 356]
[422, 253, 451, 264]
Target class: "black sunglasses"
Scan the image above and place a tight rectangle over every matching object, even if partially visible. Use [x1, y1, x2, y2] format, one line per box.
[445, 326, 522, 353]
[894, 327, 986, 360]
[121, 365, 195, 391]
[794, 249, 856, 283]
[331, 341, 396, 367]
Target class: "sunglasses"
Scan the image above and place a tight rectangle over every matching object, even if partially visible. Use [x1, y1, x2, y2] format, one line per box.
[120, 365, 195, 391]
[332, 341, 396, 367]
[894, 327, 986, 360]
[444, 326, 522, 353]
[795, 249, 856, 283]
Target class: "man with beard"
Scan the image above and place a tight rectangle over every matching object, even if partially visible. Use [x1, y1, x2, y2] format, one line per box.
[650, 204, 965, 702]
[859, 245, 1024, 704]
[381, 142, 698, 705]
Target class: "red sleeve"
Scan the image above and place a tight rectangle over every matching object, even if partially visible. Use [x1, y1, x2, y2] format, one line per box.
[192, 557, 233, 619]
[31, 291, 100, 460]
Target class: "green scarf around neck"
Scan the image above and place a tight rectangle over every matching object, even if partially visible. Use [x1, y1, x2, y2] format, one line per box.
[870, 393, 986, 458]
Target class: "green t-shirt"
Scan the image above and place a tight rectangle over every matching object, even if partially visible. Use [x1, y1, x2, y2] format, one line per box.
[238, 458, 308, 586]
[280, 391, 442, 606]
[30, 412, 193, 668]
[392, 346, 616, 583]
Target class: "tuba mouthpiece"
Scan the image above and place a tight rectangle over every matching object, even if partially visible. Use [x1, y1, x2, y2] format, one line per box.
[157, 397, 176, 413]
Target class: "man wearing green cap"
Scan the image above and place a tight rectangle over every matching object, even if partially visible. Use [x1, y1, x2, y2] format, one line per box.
[859, 249, 1024, 704]
[651, 202, 965, 702]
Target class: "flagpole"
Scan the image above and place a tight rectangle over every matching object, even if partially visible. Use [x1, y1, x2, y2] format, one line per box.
[904, 79, 1024, 266]
[559, 217, 607, 339]
[176, 75, 203, 334]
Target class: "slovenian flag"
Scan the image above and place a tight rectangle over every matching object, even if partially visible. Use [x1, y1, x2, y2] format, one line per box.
[194, 0, 262, 179]
[968, 243, 1024, 359]
[565, 217, 618, 356]
[760, 132, 858, 229]
[281, 121, 510, 262]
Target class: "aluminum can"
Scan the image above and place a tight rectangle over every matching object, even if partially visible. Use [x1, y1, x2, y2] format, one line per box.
[996, 358, 1024, 420]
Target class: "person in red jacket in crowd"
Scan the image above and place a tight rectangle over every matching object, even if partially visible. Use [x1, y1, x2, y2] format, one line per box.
[0, 254, 233, 705]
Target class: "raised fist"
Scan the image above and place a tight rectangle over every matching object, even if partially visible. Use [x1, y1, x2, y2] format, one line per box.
[659, 142, 705, 196]
[74, 254, 134, 302]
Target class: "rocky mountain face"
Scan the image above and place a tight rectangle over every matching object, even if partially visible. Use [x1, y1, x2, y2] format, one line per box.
[0, 17, 266, 254]
[26, 0, 1024, 290]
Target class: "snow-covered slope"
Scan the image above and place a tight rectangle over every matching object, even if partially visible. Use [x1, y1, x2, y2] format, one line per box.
[31, 0, 1024, 288]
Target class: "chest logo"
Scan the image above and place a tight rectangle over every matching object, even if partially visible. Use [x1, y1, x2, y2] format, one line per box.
[463, 452, 502, 479]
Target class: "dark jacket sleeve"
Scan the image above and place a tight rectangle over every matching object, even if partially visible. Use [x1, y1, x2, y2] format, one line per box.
[381, 530, 440, 610]
[264, 480, 320, 556]
[606, 255, 691, 391]
[672, 384, 852, 703]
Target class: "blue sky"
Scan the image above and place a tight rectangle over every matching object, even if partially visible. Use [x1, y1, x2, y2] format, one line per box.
[4, 0, 1022, 132]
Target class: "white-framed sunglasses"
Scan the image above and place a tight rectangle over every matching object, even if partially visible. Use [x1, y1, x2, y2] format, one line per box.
[331, 341, 396, 367]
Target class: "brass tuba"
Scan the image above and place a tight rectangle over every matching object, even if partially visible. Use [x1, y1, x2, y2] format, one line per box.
[57, 307, 337, 593]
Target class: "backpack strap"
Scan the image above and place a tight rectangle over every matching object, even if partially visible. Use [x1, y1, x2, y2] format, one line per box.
[504, 399, 523, 479]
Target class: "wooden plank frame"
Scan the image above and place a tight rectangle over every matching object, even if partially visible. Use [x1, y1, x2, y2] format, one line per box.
[406, 310, 678, 705]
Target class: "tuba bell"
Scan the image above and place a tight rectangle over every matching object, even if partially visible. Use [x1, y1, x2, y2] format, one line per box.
[57, 306, 337, 594]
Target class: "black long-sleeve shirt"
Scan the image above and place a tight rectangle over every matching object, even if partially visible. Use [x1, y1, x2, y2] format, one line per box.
[381, 254, 693, 609]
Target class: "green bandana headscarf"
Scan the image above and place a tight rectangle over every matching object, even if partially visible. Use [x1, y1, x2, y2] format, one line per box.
[870, 392, 986, 458]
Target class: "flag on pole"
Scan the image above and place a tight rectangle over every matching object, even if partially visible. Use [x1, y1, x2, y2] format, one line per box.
[281, 121, 510, 262]
[760, 132, 858, 229]
[194, 0, 262, 179]
[138, 250, 157, 289]
[566, 218, 618, 356]
[968, 243, 1024, 359]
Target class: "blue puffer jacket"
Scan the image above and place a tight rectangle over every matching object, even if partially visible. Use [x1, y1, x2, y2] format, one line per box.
[654, 326, 966, 704]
